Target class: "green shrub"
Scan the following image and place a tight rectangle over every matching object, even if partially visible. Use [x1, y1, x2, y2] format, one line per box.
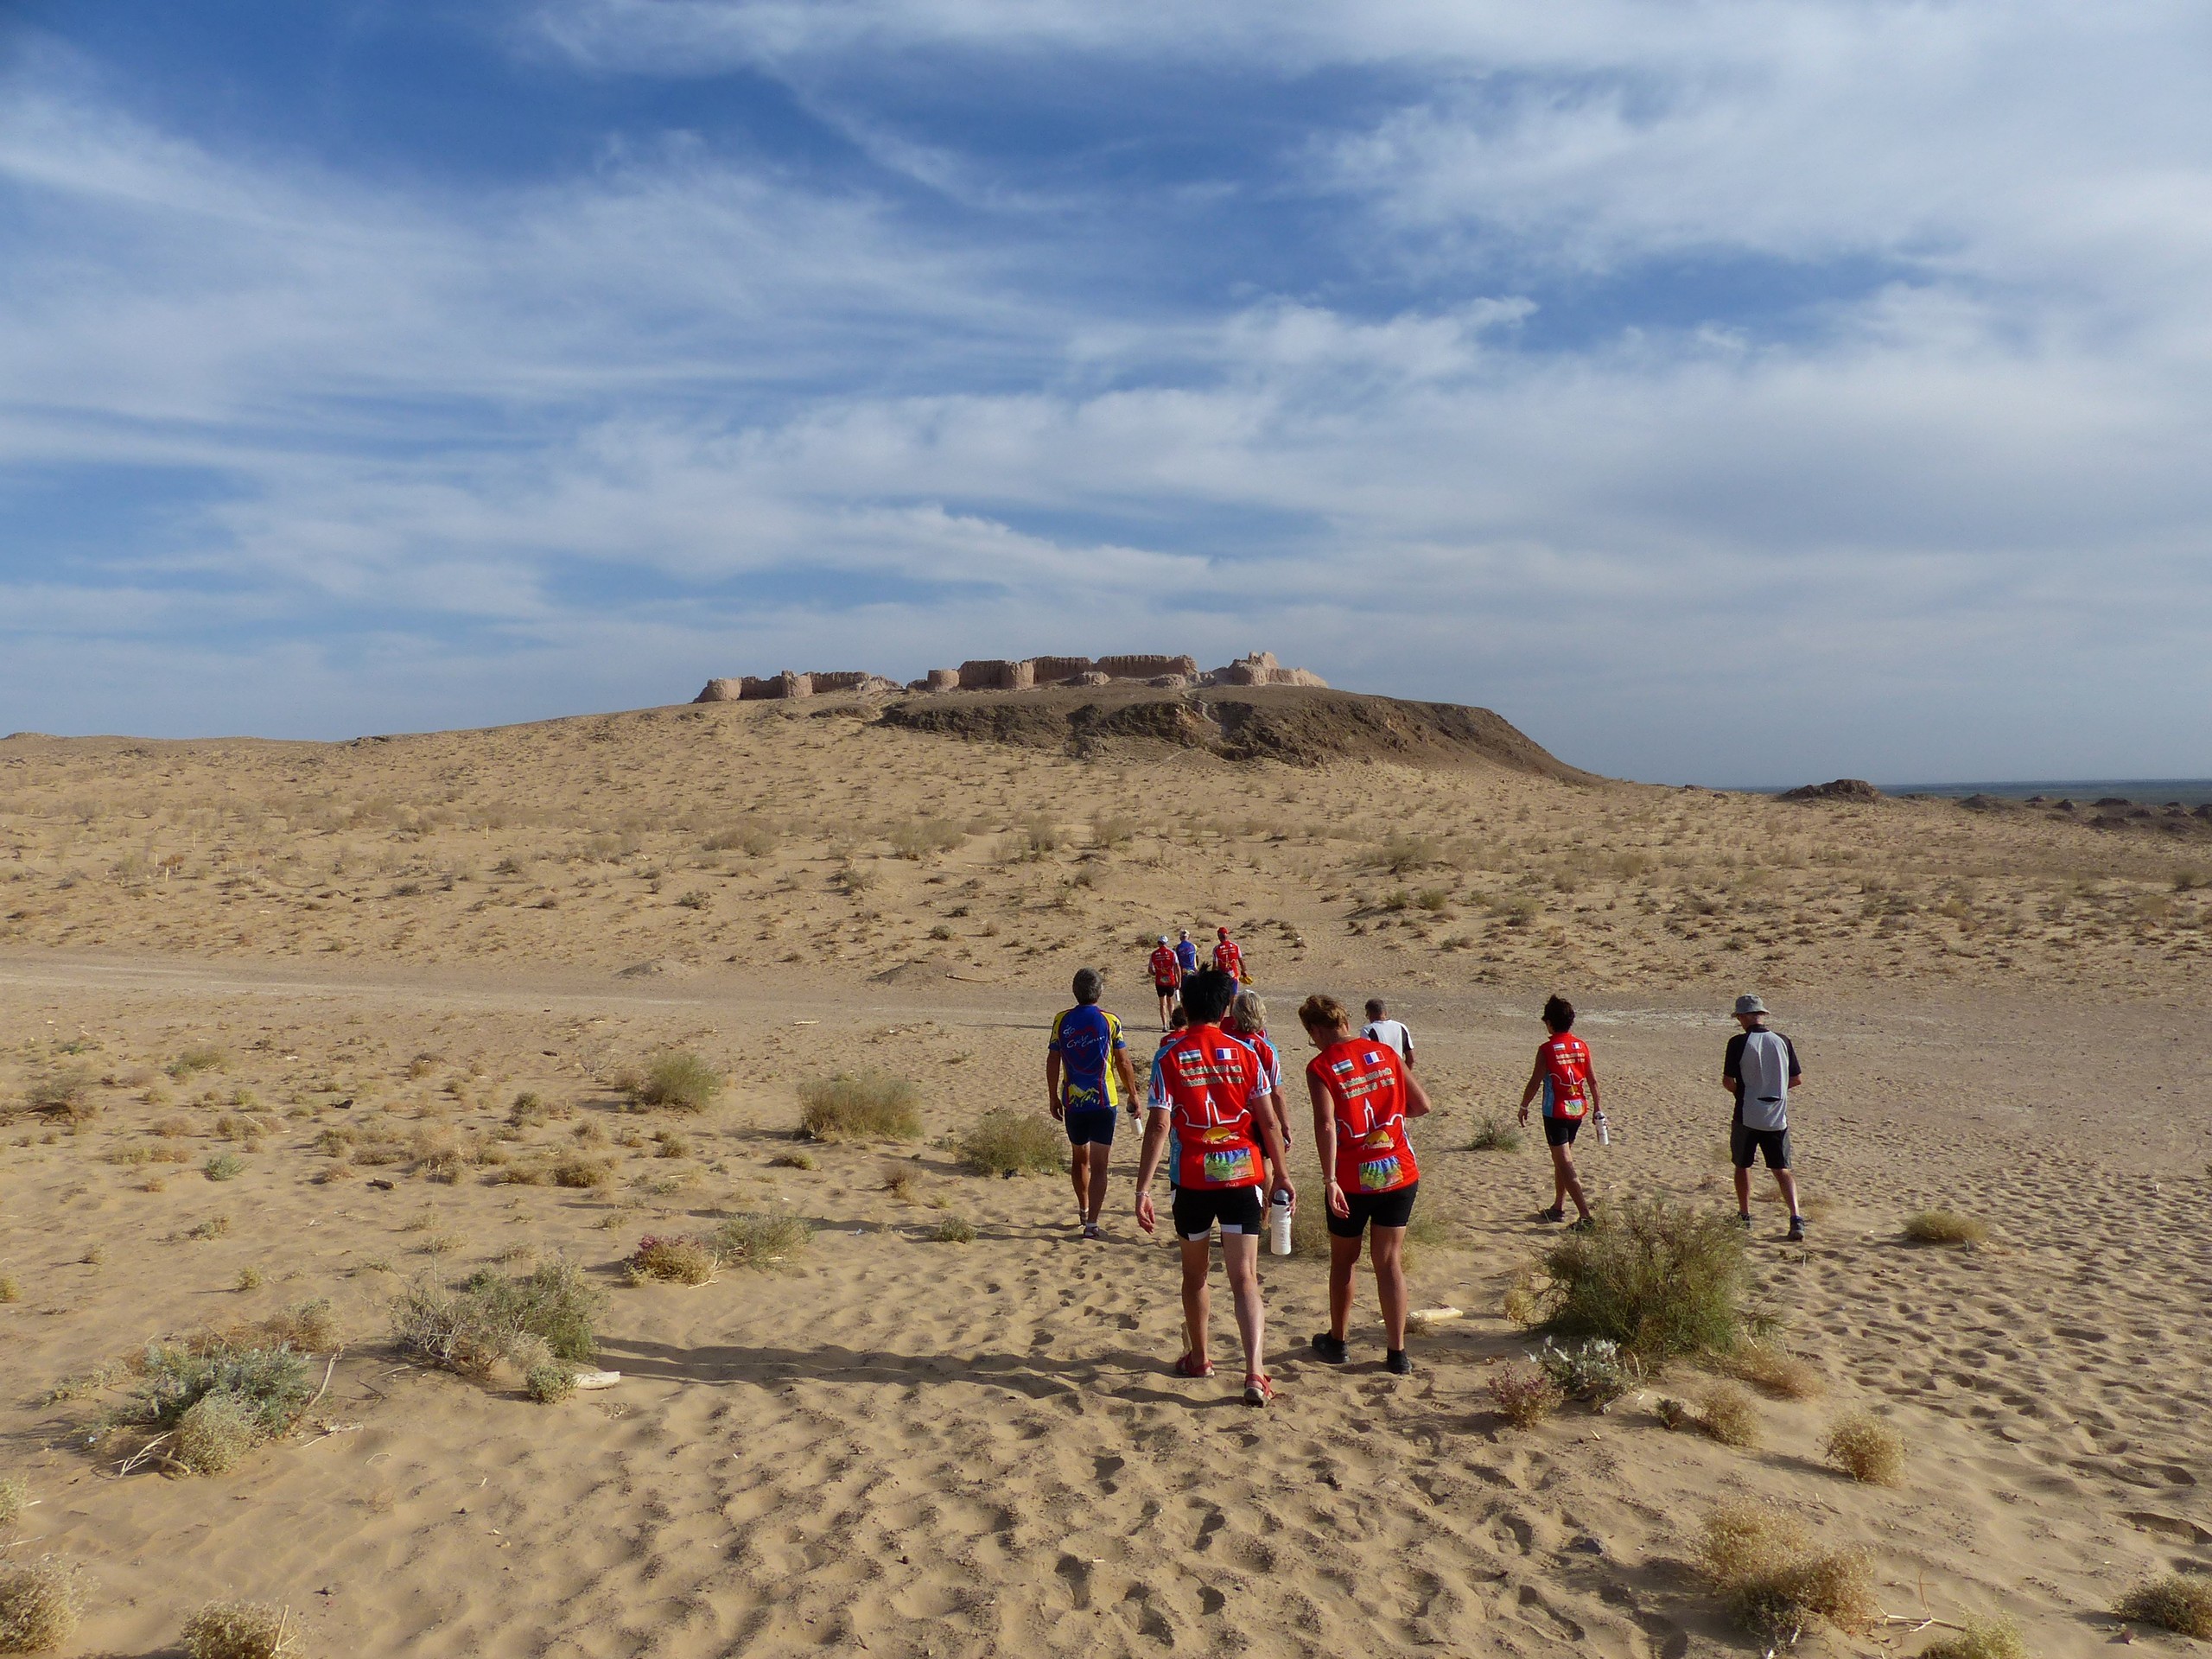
[1532, 1336, 1637, 1408]
[956, 1109, 1064, 1177]
[391, 1259, 601, 1382]
[203, 1153, 245, 1182]
[1903, 1211, 1987, 1246]
[1536, 1196, 1749, 1360]
[0, 1557, 86, 1653]
[181, 1597, 296, 1659]
[709, 1212, 810, 1271]
[1468, 1114, 1522, 1152]
[124, 1337, 316, 1477]
[168, 1046, 229, 1079]
[173, 1393, 259, 1476]
[2116, 1575, 2212, 1639]
[799, 1072, 922, 1141]
[550, 1154, 611, 1189]
[628, 1052, 722, 1115]
[931, 1213, 977, 1244]
[524, 1363, 576, 1405]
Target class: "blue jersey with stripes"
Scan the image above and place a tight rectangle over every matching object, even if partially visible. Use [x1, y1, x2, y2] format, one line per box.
[1050, 1003, 1127, 1111]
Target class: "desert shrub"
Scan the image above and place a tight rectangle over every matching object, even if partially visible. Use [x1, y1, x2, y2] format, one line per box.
[931, 1213, 977, 1244]
[1920, 1618, 2028, 1659]
[204, 1153, 245, 1182]
[626, 1236, 718, 1286]
[0, 1478, 28, 1530]
[1824, 1410, 1907, 1485]
[652, 1130, 690, 1160]
[1699, 1501, 1876, 1646]
[181, 1598, 296, 1659]
[25, 1067, 98, 1127]
[628, 1052, 722, 1115]
[1694, 1380, 1760, 1447]
[135, 1341, 315, 1438]
[1532, 1336, 1637, 1408]
[1370, 833, 1441, 874]
[524, 1363, 576, 1405]
[702, 820, 779, 856]
[1903, 1211, 1988, 1246]
[957, 1109, 1064, 1177]
[391, 1259, 601, 1381]
[882, 1166, 918, 1202]
[709, 1212, 810, 1271]
[1536, 1196, 1749, 1360]
[799, 1072, 922, 1141]
[2116, 1575, 2212, 1639]
[1488, 1363, 1564, 1427]
[259, 1300, 340, 1351]
[1089, 813, 1135, 849]
[0, 1558, 85, 1653]
[550, 1154, 612, 1189]
[1713, 1342, 1824, 1400]
[173, 1392, 259, 1476]
[890, 817, 965, 859]
[770, 1150, 816, 1170]
[507, 1092, 553, 1127]
[1468, 1114, 1522, 1152]
[168, 1046, 228, 1079]
[1414, 887, 1452, 912]
[0, 1277, 18, 1306]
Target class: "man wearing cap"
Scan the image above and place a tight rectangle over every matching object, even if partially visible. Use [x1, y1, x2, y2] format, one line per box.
[1147, 934, 1183, 1031]
[1723, 995, 1806, 1241]
[1212, 926, 1246, 996]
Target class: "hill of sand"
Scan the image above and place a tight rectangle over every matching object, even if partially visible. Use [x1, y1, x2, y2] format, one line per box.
[1, 693, 2208, 1657]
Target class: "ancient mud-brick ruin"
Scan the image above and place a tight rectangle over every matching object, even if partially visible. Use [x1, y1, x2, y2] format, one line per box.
[693, 651, 1322, 703]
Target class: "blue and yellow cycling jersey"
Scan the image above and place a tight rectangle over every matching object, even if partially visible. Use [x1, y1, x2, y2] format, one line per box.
[1050, 1003, 1128, 1111]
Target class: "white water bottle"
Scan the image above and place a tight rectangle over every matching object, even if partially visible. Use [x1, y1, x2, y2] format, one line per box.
[1594, 1109, 1611, 1147]
[1269, 1192, 1294, 1255]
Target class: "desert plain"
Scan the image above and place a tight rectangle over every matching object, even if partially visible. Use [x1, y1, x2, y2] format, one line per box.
[0, 684, 2207, 1658]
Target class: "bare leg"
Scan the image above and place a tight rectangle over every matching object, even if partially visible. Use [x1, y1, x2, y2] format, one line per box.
[1179, 1238, 1212, 1368]
[1327, 1231, 1361, 1340]
[1557, 1150, 1591, 1222]
[1732, 1165, 1752, 1216]
[1775, 1168, 1801, 1217]
[1084, 1142, 1112, 1224]
[1222, 1233, 1265, 1379]
[1370, 1226, 1409, 1349]
[1069, 1147, 1090, 1220]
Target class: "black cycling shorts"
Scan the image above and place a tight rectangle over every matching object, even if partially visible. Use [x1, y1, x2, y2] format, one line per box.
[1732, 1124, 1792, 1169]
[1171, 1185, 1265, 1242]
[1326, 1179, 1419, 1238]
[1543, 1114, 1583, 1147]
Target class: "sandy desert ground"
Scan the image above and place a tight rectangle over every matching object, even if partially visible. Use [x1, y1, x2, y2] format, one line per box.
[1, 690, 2208, 1657]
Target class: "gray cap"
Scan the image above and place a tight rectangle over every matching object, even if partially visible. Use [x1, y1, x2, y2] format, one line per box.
[1732, 994, 1767, 1017]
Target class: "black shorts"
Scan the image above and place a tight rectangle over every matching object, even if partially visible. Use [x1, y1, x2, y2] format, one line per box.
[1543, 1115, 1583, 1147]
[1732, 1124, 1792, 1169]
[1155, 982, 1178, 998]
[1326, 1180, 1419, 1238]
[1171, 1185, 1265, 1242]
[1064, 1107, 1116, 1147]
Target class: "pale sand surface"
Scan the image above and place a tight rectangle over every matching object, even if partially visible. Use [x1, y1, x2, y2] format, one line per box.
[2, 702, 2209, 1656]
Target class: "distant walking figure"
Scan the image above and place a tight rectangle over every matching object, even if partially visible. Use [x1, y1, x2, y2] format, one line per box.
[1047, 968, 1140, 1241]
[1518, 995, 1598, 1230]
[1173, 930, 1201, 979]
[1360, 999, 1414, 1071]
[1724, 994, 1805, 1241]
[1148, 935, 1183, 1029]
[1212, 927, 1246, 995]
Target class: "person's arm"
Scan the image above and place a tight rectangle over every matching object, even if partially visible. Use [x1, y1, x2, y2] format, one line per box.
[1401, 1027, 1415, 1070]
[1307, 1071, 1347, 1217]
[1113, 1047, 1141, 1117]
[1264, 1086, 1290, 1151]
[1721, 1033, 1743, 1095]
[1251, 1086, 1293, 1206]
[1134, 1109, 1170, 1233]
[1585, 1057, 1600, 1115]
[1785, 1036, 1803, 1088]
[1403, 1070, 1432, 1120]
[1518, 1049, 1545, 1123]
[1046, 1052, 1065, 1121]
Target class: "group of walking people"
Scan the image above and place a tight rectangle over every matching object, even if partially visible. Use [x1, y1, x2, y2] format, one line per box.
[1044, 943, 1808, 1408]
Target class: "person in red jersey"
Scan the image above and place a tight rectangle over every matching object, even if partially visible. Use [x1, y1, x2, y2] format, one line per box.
[1211, 926, 1246, 995]
[1299, 994, 1430, 1376]
[1517, 995, 1599, 1230]
[1135, 968, 1293, 1407]
[1147, 934, 1182, 1030]
[1226, 988, 1289, 1192]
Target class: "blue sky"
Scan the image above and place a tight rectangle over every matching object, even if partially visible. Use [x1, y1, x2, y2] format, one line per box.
[3, 1, 2210, 784]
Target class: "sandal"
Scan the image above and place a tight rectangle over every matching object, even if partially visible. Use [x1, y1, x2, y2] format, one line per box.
[1173, 1352, 1215, 1379]
[1243, 1374, 1275, 1408]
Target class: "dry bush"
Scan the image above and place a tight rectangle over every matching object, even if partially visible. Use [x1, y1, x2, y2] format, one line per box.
[957, 1109, 1064, 1177]
[1699, 1501, 1876, 1646]
[1533, 1337, 1637, 1408]
[25, 1067, 98, 1128]
[257, 1300, 340, 1351]
[0, 1557, 86, 1653]
[1919, 1618, 2028, 1659]
[626, 1236, 718, 1286]
[1713, 1342, 1824, 1400]
[931, 1213, 977, 1244]
[769, 1151, 816, 1170]
[882, 1166, 918, 1202]
[1537, 1197, 1750, 1360]
[1488, 1363, 1565, 1427]
[0, 1277, 17, 1306]
[391, 1260, 601, 1382]
[890, 817, 965, 859]
[174, 1393, 259, 1476]
[152, 1115, 194, 1137]
[1467, 1114, 1523, 1152]
[1903, 1211, 1988, 1246]
[1824, 1410, 1907, 1485]
[204, 1153, 245, 1182]
[2115, 1575, 2212, 1639]
[168, 1046, 228, 1079]
[550, 1154, 612, 1189]
[702, 820, 778, 856]
[0, 1478, 28, 1530]
[627, 1052, 722, 1115]
[800, 1072, 922, 1141]
[1694, 1380, 1760, 1447]
[652, 1130, 690, 1160]
[181, 1598, 297, 1659]
[524, 1363, 575, 1405]
[1370, 833, 1441, 874]
[710, 1212, 810, 1271]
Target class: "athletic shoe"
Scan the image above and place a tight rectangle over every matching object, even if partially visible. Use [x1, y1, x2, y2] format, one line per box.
[1384, 1349, 1413, 1376]
[1537, 1205, 1567, 1224]
[1786, 1216, 1806, 1243]
[1566, 1216, 1595, 1234]
[1311, 1332, 1349, 1364]
[1736, 1211, 1754, 1230]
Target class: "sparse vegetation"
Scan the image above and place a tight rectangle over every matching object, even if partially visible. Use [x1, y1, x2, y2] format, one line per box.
[1712, 1342, 1824, 1399]
[168, 1046, 229, 1079]
[181, 1598, 298, 1659]
[391, 1259, 601, 1382]
[1468, 1114, 1522, 1153]
[1535, 1197, 1750, 1360]
[204, 1153, 245, 1182]
[0, 1557, 86, 1653]
[1903, 1210, 1988, 1246]
[126, 1335, 320, 1476]
[799, 1072, 923, 1141]
[882, 1166, 918, 1202]
[1488, 1362, 1565, 1427]
[769, 1150, 816, 1170]
[931, 1213, 977, 1244]
[626, 1236, 718, 1286]
[2116, 1575, 2212, 1640]
[627, 1051, 722, 1115]
[1919, 1618, 2029, 1659]
[524, 1363, 576, 1405]
[1694, 1380, 1761, 1446]
[709, 1212, 810, 1271]
[1532, 1336, 1637, 1408]
[957, 1108, 1064, 1177]
[25, 1067, 98, 1127]
[0, 1478, 28, 1530]
[1698, 1500, 1877, 1647]
[0, 1277, 17, 1305]
[1370, 833, 1441, 874]
[550, 1154, 613, 1189]
[1824, 1409, 1907, 1485]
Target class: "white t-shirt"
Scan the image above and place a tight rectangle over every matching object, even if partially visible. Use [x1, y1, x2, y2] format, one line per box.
[1362, 1019, 1413, 1061]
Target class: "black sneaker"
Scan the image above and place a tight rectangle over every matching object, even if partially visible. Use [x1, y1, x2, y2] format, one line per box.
[1384, 1348, 1414, 1376]
[1312, 1332, 1349, 1364]
[1736, 1211, 1754, 1230]
[1786, 1216, 1807, 1243]
[1538, 1205, 1567, 1224]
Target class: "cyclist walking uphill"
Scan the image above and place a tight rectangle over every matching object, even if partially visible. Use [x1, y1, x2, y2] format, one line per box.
[1212, 926, 1246, 995]
[1725, 994, 1806, 1241]
[1173, 929, 1201, 980]
[1047, 968, 1141, 1241]
[1517, 995, 1598, 1230]
[1147, 934, 1183, 1030]
[1298, 994, 1430, 1376]
[1135, 968, 1293, 1407]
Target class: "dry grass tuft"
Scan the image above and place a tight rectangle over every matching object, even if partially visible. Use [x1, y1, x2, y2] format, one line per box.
[168, 1046, 228, 1079]
[0, 1478, 29, 1530]
[203, 1153, 245, 1182]
[1823, 1409, 1907, 1485]
[1487, 1363, 1564, 1428]
[1903, 1211, 1988, 1246]
[626, 1236, 718, 1286]
[799, 1072, 923, 1142]
[1536, 1196, 1750, 1360]
[881, 1166, 919, 1203]
[391, 1259, 601, 1382]
[957, 1109, 1065, 1177]
[2116, 1574, 2212, 1639]
[709, 1212, 810, 1270]
[26, 1067, 99, 1128]
[1699, 1501, 1876, 1646]
[173, 1393, 258, 1476]
[931, 1213, 977, 1244]
[181, 1598, 297, 1659]
[1712, 1341, 1824, 1400]
[0, 1276, 18, 1306]
[1694, 1380, 1760, 1447]
[550, 1154, 612, 1190]
[770, 1150, 816, 1170]
[1919, 1617, 2029, 1659]
[626, 1051, 723, 1115]
[0, 1557, 86, 1653]
[1467, 1114, 1523, 1153]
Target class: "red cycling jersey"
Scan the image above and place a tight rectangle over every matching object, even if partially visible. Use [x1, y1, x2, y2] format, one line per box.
[1148, 945, 1181, 987]
[1213, 939, 1245, 979]
[1539, 1033, 1594, 1121]
[1308, 1039, 1418, 1194]
[1154, 1023, 1266, 1190]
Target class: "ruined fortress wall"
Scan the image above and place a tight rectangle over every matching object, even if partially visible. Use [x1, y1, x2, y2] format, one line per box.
[958, 659, 1035, 690]
[740, 672, 812, 700]
[1029, 656, 1094, 684]
[806, 671, 899, 695]
[694, 679, 743, 703]
[1097, 654, 1198, 681]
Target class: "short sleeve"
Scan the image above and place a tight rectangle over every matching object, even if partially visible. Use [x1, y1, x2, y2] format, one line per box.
[1783, 1036, 1801, 1076]
[1722, 1033, 1744, 1079]
[1047, 1012, 1066, 1054]
[1108, 1014, 1126, 1052]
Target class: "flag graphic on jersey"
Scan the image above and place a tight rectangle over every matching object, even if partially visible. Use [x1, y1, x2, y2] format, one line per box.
[1306, 1039, 1418, 1195]
[1154, 1025, 1264, 1190]
[1539, 1033, 1593, 1121]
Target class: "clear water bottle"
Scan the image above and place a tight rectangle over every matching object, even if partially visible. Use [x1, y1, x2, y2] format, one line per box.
[1269, 1192, 1294, 1255]
[1593, 1109, 1611, 1147]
